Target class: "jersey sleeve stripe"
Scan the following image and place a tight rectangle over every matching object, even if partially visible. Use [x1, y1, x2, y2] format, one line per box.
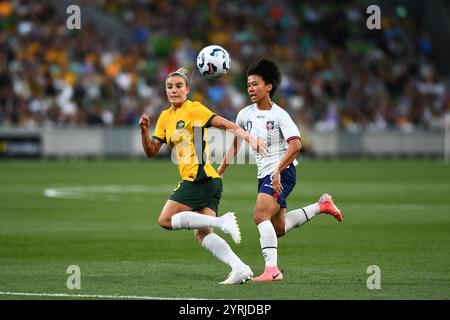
[152, 135, 165, 143]
[204, 114, 216, 128]
[286, 136, 301, 142]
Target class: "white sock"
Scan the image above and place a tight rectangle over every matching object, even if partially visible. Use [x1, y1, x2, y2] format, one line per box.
[171, 211, 222, 230]
[257, 220, 277, 267]
[284, 203, 320, 233]
[201, 233, 246, 270]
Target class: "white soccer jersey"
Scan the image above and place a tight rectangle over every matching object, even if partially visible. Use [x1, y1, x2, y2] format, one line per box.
[236, 102, 301, 179]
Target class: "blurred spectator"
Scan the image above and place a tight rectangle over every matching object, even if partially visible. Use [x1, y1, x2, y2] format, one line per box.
[0, 0, 448, 132]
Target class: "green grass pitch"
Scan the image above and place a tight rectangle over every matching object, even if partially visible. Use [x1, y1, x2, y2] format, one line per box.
[0, 159, 449, 299]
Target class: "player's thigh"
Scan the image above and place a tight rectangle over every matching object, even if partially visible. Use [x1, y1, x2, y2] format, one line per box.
[158, 199, 193, 229]
[271, 208, 286, 237]
[254, 193, 280, 224]
[194, 207, 216, 243]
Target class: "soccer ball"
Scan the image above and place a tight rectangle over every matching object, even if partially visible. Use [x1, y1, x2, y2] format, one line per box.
[196, 45, 231, 79]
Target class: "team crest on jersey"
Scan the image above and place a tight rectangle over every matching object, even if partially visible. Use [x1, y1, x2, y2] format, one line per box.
[266, 121, 275, 130]
[176, 120, 185, 129]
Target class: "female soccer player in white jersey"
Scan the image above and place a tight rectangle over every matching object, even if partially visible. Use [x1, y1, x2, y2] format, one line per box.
[218, 59, 343, 282]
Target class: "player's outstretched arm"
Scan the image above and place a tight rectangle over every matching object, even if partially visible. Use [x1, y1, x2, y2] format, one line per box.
[217, 136, 241, 177]
[210, 115, 267, 156]
[139, 113, 163, 158]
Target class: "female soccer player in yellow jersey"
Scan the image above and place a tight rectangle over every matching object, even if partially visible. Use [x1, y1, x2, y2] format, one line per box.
[139, 68, 266, 284]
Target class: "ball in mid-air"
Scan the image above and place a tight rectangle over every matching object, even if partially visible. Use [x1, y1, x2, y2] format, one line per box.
[196, 45, 231, 79]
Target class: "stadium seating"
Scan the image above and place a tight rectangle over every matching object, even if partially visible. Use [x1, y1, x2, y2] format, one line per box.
[0, 0, 448, 132]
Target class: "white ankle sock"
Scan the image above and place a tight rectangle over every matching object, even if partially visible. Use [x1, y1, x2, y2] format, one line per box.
[257, 220, 277, 267]
[171, 211, 221, 230]
[201, 233, 245, 270]
[284, 203, 320, 233]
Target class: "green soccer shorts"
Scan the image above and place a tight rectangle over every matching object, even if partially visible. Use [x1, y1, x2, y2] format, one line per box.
[169, 178, 223, 213]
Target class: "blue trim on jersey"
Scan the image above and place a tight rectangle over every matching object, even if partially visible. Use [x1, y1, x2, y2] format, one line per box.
[257, 165, 296, 208]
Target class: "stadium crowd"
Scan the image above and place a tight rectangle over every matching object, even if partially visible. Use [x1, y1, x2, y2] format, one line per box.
[0, 0, 448, 132]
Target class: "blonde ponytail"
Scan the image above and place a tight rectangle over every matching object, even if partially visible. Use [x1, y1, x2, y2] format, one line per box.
[167, 67, 190, 86]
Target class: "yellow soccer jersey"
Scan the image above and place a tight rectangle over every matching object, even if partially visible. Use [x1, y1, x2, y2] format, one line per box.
[152, 100, 220, 182]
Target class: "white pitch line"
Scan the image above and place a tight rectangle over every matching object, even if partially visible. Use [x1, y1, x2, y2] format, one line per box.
[0, 291, 209, 300]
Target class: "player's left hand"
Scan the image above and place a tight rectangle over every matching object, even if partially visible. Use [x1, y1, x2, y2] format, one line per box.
[256, 138, 268, 157]
[248, 135, 267, 157]
[217, 164, 225, 178]
[271, 171, 283, 195]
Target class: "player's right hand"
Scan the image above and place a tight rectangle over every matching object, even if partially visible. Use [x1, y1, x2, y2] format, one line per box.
[271, 171, 283, 195]
[139, 113, 150, 131]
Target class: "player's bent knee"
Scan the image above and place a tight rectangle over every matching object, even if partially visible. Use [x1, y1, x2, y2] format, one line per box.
[253, 213, 269, 225]
[275, 228, 285, 238]
[194, 228, 212, 243]
[253, 208, 271, 225]
[158, 216, 172, 230]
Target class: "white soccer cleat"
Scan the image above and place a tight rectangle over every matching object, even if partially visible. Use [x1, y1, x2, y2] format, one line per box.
[220, 265, 253, 285]
[220, 212, 241, 244]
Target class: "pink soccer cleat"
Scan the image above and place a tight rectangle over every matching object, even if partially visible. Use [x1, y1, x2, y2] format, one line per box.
[252, 266, 283, 282]
[318, 193, 343, 222]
